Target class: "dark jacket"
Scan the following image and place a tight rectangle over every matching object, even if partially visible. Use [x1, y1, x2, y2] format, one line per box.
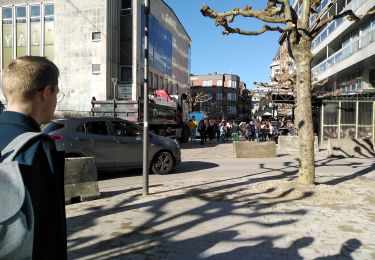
[0, 111, 67, 260]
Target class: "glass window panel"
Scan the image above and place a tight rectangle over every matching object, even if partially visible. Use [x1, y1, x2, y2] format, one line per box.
[16, 6, 26, 18]
[44, 4, 54, 17]
[44, 4, 54, 60]
[112, 121, 140, 137]
[323, 102, 338, 125]
[16, 6, 27, 58]
[85, 121, 108, 135]
[2, 7, 13, 68]
[323, 126, 338, 140]
[30, 9, 41, 56]
[358, 102, 373, 125]
[340, 126, 356, 139]
[357, 126, 373, 139]
[120, 66, 132, 83]
[340, 102, 356, 124]
[31, 5, 40, 17]
[2, 7, 12, 19]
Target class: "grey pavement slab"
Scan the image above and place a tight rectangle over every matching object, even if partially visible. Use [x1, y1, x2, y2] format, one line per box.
[66, 142, 375, 259]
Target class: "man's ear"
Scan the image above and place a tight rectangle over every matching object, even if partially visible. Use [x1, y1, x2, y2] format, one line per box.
[40, 85, 52, 101]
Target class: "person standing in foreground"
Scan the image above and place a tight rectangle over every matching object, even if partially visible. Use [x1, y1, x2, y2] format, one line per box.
[0, 56, 67, 259]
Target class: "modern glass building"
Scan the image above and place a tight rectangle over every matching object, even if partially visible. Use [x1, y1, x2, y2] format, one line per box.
[0, 0, 191, 114]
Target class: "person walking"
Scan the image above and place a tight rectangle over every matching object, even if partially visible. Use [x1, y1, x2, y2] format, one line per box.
[0, 56, 67, 259]
[231, 121, 240, 141]
[206, 119, 215, 144]
[219, 120, 226, 143]
[198, 119, 207, 145]
[187, 116, 198, 144]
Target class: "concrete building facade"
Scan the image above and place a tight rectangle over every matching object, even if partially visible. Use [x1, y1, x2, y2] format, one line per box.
[0, 0, 191, 114]
[307, 0, 375, 143]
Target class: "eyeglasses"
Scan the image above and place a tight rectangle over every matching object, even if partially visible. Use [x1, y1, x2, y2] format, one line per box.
[57, 90, 65, 103]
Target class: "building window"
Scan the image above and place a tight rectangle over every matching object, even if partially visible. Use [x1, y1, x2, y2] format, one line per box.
[202, 80, 212, 87]
[227, 106, 237, 114]
[202, 106, 211, 113]
[2, 7, 13, 68]
[121, 0, 132, 16]
[16, 6, 27, 58]
[92, 64, 101, 74]
[216, 79, 223, 86]
[120, 66, 132, 83]
[44, 3, 54, 60]
[227, 93, 237, 101]
[216, 93, 222, 100]
[30, 5, 41, 56]
[92, 32, 101, 41]
[203, 93, 212, 101]
[227, 80, 237, 88]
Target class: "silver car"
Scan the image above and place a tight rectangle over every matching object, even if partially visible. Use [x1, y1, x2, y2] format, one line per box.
[43, 117, 181, 174]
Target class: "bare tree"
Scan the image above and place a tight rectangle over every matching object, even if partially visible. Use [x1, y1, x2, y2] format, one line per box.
[186, 91, 213, 111]
[201, 0, 374, 185]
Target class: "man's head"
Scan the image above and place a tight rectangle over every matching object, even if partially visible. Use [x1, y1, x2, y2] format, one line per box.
[2, 56, 60, 124]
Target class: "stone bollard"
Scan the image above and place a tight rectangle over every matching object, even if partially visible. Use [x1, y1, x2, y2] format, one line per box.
[233, 141, 277, 158]
[64, 157, 100, 204]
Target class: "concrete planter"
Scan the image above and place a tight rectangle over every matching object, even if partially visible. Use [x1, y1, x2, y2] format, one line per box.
[64, 157, 100, 204]
[233, 141, 276, 158]
[278, 136, 319, 153]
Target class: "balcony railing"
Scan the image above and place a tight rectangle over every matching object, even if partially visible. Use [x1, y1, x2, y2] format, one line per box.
[312, 26, 375, 78]
[311, 0, 367, 50]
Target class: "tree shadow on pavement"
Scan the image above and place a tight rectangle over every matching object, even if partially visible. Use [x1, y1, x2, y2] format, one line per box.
[322, 163, 375, 185]
[315, 239, 362, 260]
[66, 167, 315, 259]
[66, 155, 371, 259]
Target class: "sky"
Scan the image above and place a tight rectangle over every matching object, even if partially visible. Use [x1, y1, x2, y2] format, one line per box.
[163, 0, 281, 89]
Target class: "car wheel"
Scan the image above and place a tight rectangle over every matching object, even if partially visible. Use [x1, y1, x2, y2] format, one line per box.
[151, 151, 174, 175]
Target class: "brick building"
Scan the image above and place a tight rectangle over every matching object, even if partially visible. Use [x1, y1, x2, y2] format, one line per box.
[190, 73, 250, 120]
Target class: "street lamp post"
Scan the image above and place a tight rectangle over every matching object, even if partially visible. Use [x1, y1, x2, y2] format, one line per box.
[111, 77, 118, 116]
[143, 0, 150, 196]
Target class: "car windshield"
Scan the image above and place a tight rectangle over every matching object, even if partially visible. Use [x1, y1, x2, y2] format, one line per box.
[43, 122, 65, 133]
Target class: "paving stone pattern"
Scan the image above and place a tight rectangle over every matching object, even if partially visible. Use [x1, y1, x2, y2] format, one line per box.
[66, 142, 375, 259]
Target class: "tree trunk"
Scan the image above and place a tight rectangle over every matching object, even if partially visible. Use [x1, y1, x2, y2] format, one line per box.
[295, 45, 315, 185]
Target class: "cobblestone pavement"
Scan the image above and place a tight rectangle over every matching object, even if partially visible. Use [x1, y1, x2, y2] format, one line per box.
[66, 141, 375, 259]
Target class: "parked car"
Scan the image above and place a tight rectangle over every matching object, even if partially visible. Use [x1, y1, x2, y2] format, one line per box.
[43, 117, 181, 174]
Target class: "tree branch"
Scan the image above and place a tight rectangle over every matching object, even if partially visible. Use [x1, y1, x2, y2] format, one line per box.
[201, 4, 286, 24]
[221, 24, 286, 36]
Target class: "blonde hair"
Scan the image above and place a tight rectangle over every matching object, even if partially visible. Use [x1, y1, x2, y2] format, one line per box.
[2, 56, 59, 102]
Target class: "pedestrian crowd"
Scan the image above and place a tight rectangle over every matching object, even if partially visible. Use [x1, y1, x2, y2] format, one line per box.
[187, 117, 297, 145]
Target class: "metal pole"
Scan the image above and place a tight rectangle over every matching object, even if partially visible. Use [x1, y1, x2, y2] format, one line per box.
[112, 78, 118, 117]
[143, 0, 150, 196]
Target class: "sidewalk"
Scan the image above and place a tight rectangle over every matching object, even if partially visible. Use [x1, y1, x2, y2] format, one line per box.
[66, 142, 375, 259]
